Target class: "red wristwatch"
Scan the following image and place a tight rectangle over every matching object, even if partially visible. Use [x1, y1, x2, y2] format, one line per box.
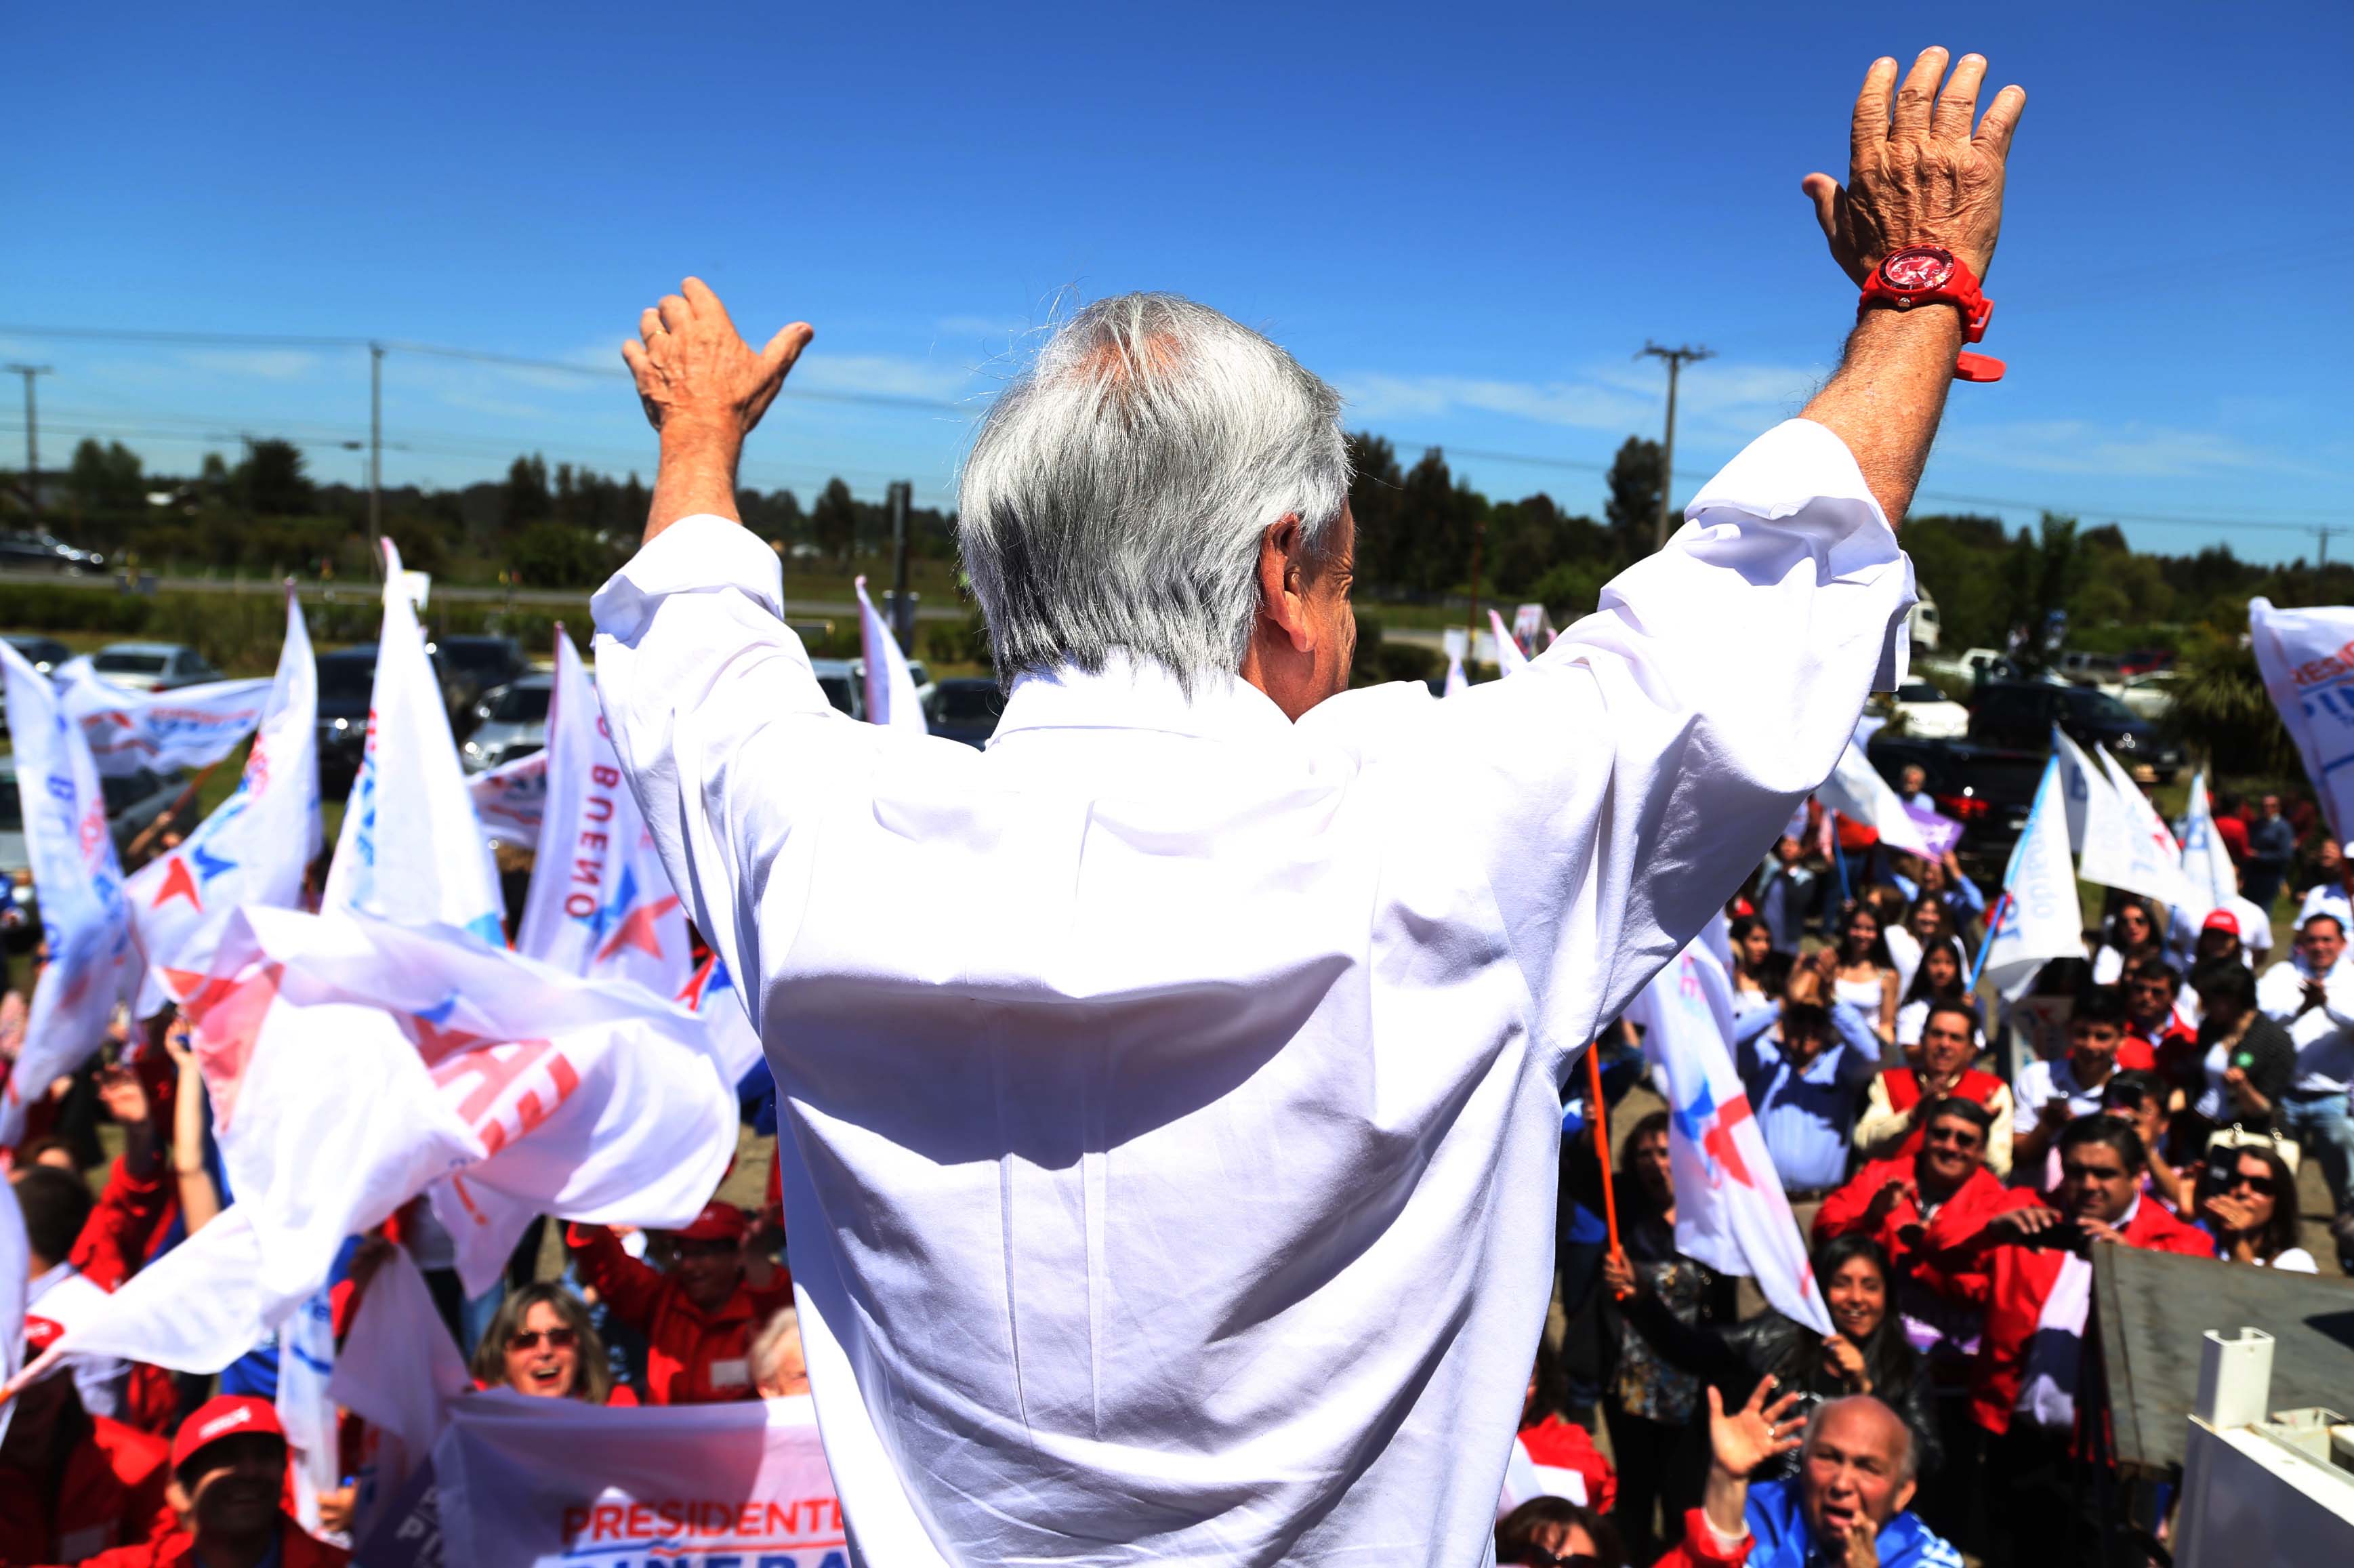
[1857, 245, 2004, 383]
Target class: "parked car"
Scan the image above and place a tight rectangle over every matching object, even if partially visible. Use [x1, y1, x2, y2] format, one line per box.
[426, 635, 529, 733]
[89, 642, 220, 693]
[1866, 737, 2048, 890]
[928, 678, 1006, 749]
[461, 674, 552, 775]
[315, 644, 379, 797]
[1, 634, 71, 676]
[1890, 680, 1970, 741]
[0, 530, 105, 575]
[1967, 678, 2184, 783]
[2115, 669, 2179, 722]
[810, 658, 864, 720]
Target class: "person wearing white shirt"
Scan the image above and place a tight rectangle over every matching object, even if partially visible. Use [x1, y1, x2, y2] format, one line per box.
[2256, 913, 2354, 1266]
[590, 48, 2021, 1563]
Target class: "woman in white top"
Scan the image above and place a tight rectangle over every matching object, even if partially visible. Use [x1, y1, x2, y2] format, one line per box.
[2089, 896, 2165, 986]
[1894, 936, 1970, 1053]
[1728, 915, 1782, 1025]
[2197, 1140, 2317, 1272]
[1882, 895, 1947, 1002]
[1826, 901, 1899, 1050]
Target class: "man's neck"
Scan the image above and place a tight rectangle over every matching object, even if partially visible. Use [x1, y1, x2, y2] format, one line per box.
[1915, 1161, 1964, 1206]
[2069, 1054, 2114, 1091]
[194, 1523, 277, 1568]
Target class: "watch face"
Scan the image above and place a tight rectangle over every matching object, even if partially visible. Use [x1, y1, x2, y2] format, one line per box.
[1884, 247, 1956, 291]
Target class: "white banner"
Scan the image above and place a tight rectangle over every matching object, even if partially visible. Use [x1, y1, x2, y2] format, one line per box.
[60, 667, 273, 779]
[854, 575, 927, 732]
[1978, 754, 2086, 999]
[516, 635, 690, 999]
[2053, 727, 2182, 908]
[470, 749, 548, 850]
[1486, 608, 1529, 676]
[129, 587, 321, 1014]
[0, 640, 137, 1148]
[2178, 770, 2237, 920]
[434, 1394, 842, 1568]
[327, 1244, 472, 1531]
[1627, 943, 1832, 1336]
[2096, 742, 2189, 911]
[678, 953, 764, 1088]
[1440, 627, 1469, 698]
[2250, 596, 2354, 844]
[279, 1285, 345, 1542]
[323, 537, 505, 947]
[1814, 737, 1935, 857]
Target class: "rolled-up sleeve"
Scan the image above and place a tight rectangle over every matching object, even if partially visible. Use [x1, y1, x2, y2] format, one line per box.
[591, 516, 882, 1033]
[1336, 419, 1914, 1079]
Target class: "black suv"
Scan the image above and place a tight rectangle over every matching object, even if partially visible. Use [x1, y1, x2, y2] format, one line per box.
[1968, 680, 2183, 783]
[428, 635, 530, 734]
[314, 645, 379, 798]
[1867, 736, 2048, 890]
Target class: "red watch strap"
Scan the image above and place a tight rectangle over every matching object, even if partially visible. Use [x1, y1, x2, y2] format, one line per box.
[1954, 352, 2005, 383]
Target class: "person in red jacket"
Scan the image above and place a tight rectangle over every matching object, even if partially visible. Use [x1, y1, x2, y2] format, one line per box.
[0, 1322, 175, 1565]
[1849, 1002, 2015, 1178]
[566, 1199, 793, 1404]
[68, 1397, 350, 1568]
[1920, 1115, 2213, 1567]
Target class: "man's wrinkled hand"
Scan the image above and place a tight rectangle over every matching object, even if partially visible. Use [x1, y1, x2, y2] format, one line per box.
[1802, 48, 2025, 284]
[621, 278, 813, 441]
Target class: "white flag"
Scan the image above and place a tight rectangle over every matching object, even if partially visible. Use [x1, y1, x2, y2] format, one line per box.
[323, 537, 505, 947]
[1628, 943, 1832, 1336]
[326, 1243, 472, 1528]
[2250, 597, 2354, 844]
[0, 1181, 25, 1448]
[1977, 754, 2086, 999]
[1814, 738, 1935, 857]
[127, 587, 321, 1016]
[59, 667, 273, 779]
[854, 575, 927, 732]
[2096, 742, 2188, 911]
[2178, 770, 2237, 920]
[470, 747, 548, 849]
[678, 952, 766, 1087]
[8, 905, 737, 1388]
[516, 634, 690, 998]
[2052, 727, 2183, 909]
[278, 1285, 344, 1542]
[434, 1395, 842, 1568]
[1441, 627, 1469, 697]
[1487, 608, 1529, 675]
[0, 640, 137, 1148]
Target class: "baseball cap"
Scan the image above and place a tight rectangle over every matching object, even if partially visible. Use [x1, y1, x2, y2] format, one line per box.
[171, 1395, 285, 1474]
[2202, 909, 2241, 936]
[673, 1201, 748, 1244]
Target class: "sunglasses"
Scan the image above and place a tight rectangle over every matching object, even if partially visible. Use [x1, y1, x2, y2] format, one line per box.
[1924, 1126, 1983, 1149]
[2221, 1170, 2279, 1197]
[508, 1327, 579, 1353]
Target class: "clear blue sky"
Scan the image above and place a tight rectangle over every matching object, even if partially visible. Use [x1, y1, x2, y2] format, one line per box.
[9, 1, 2347, 561]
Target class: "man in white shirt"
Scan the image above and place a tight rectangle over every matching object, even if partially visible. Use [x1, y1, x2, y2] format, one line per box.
[592, 48, 2023, 1565]
[2258, 913, 2354, 1267]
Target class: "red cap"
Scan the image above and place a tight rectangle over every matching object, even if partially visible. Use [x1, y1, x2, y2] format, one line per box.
[171, 1395, 285, 1472]
[2202, 909, 2241, 936]
[672, 1201, 747, 1244]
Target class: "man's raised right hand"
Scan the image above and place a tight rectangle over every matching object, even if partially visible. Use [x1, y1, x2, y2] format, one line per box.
[1804, 48, 2025, 285]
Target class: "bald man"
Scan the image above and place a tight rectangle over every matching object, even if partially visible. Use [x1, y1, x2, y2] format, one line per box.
[1659, 1384, 1962, 1567]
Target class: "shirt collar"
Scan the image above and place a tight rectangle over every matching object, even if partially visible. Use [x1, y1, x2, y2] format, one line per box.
[989, 655, 1295, 747]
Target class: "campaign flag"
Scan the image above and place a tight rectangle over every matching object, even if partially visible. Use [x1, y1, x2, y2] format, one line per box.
[0, 1181, 25, 1448]
[279, 1285, 345, 1542]
[328, 1243, 472, 1531]
[1512, 602, 1554, 652]
[126, 587, 321, 1016]
[1628, 943, 1832, 1336]
[1487, 608, 1529, 675]
[1441, 627, 1469, 698]
[0, 640, 136, 1148]
[2052, 728, 2182, 908]
[678, 953, 765, 1086]
[1815, 738, 1936, 857]
[2178, 770, 2237, 920]
[434, 1394, 843, 1568]
[58, 667, 273, 779]
[2096, 742, 2189, 910]
[323, 537, 504, 947]
[2250, 597, 2354, 843]
[1899, 800, 1966, 859]
[853, 575, 926, 732]
[469, 749, 547, 850]
[516, 634, 690, 999]
[1975, 754, 2086, 999]
[8, 905, 737, 1389]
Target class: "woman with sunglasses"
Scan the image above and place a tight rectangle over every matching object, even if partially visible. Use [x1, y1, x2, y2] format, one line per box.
[2197, 1140, 2316, 1271]
[2090, 896, 2165, 987]
[470, 1281, 636, 1403]
[1495, 1495, 1625, 1567]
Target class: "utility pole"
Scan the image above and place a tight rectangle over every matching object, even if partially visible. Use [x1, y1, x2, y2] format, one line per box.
[367, 342, 384, 566]
[888, 480, 913, 652]
[6, 364, 53, 526]
[1638, 342, 1712, 551]
[2318, 524, 2344, 573]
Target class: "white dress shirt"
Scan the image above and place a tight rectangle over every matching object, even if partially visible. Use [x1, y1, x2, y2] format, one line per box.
[2256, 953, 2354, 1094]
[590, 418, 1912, 1566]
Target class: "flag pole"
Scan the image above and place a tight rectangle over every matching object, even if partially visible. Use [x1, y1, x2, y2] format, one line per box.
[1586, 1039, 1628, 1296]
[1964, 889, 2010, 993]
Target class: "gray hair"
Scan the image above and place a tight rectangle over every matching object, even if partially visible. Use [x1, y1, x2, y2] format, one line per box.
[957, 293, 1350, 690]
[1801, 1394, 1918, 1485]
[749, 1305, 804, 1390]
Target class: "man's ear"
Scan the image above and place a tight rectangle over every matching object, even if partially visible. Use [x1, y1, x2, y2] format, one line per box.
[166, 1478, 192, 1518]
[1893, 1477, 1917, 1516]
[1255, 514, 1313, 652]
